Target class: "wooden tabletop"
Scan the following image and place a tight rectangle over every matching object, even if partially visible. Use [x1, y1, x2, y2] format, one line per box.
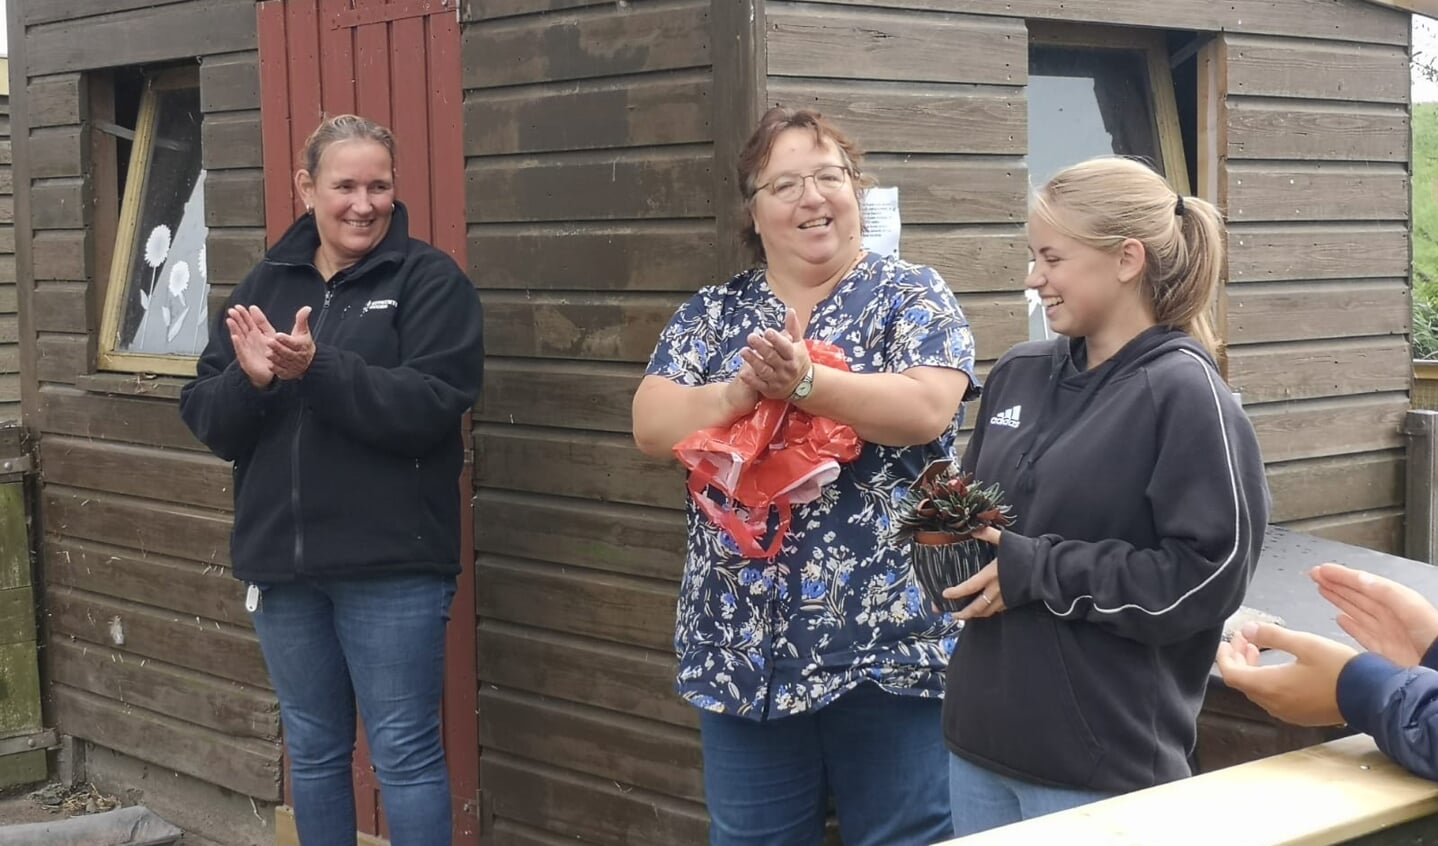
[936, 734, 1438, 846]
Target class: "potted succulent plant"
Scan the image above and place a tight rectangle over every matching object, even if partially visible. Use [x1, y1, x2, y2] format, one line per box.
[894, 459, 1015, 613]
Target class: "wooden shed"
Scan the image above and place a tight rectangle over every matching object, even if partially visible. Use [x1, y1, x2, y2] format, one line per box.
[3, 0, 1434, 844]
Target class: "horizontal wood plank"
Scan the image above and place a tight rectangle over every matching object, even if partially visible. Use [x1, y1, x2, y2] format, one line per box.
[1245, 393, 1409, 464]
[467, 150, 713, 223]
[766, 5, 1026, 86]
[199, 52, 261, 114]
[44, 488, 231, 566]
[1282, 508, 1405, 555]
[476, 556, 676, 651]
[483, 753, 707, 846]
[477, 426, 682, 507]
[34, 388, 205, 451]
[475, 489, 684, 580]
[901, 226, 1027, 293]
[465, 73, 711, 156]
[48, 638, 277, 740]
[482, 291, 682, 362]
[869, 156, 1025, 225]
[1225, 162, 1408, 222]
[46, 585, 266, 687]
[465, 0, 616, 20]
[1228, 337, 1412, 403]
[0, 315, 17, 345]
[1228, 224, 1408, 283]
[201, 111, 263, 170]
[1225, 35, 1408, 103]
[1226, 280, 1409, 345]
[480, 687, 703, 800]
[50, 685, 280, 800]
[467, 222, 716, 291]
[205, 227, 266, 287]
[30, 178, 88, 230]
[35, 334, 90, 384]
[33, 233, 91, 283]
[31, 283, 90, 340]
[45, 537, 248, 627]
[27, 74, 85, 128]
[1227, 100, 1407, 162]
[26, 0, 258, 76]
[768, 80, 1024, 155]
[478, 621, 694, 728]
[462, 2, 710, 89]
[29, 126, 85, 179]
[1266, 451, 1404, 524]
[480, 359, 641, 433]
[204, 170, 266, 228]
[773, 0, 1409, 46]
[23, 0, 194, 25]
[41, 436, 232, 511]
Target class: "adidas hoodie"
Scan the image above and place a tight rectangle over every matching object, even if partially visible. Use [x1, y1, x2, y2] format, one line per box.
[944, 326, 1269, 793]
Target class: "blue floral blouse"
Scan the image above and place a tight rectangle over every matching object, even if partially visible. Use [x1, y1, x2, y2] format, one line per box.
[645, 252, 979, 720]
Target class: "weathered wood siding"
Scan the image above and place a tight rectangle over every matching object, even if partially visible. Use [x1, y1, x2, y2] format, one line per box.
[0, 95, 16, 424]
[765, 0, 1412, 552]
[1218, 29, 1413, 553]
[462, 1, 712, 842]
[12, 3, 277, 843]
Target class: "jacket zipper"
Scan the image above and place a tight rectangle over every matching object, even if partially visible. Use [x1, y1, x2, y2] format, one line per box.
[290, 281, 341, 575]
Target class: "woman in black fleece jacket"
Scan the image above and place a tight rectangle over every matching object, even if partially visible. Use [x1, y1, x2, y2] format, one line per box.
[942, 157, 1270, 835]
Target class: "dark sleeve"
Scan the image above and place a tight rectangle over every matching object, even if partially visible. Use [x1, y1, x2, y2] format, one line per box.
[998, 352, 1270, 646]
[1421, 639, 1438, 671]
[295, 256, 484, 457]
[179, 275, 278, 462]
[1339, 653, 1438, 781]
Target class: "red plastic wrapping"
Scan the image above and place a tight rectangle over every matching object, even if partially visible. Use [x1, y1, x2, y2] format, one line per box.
[674, 341, 863, 559]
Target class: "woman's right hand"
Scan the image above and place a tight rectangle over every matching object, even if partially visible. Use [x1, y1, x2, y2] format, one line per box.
[227, 305, 276, 390]
[1314, 563, 1438, 667]
[725, 363, 763, 418]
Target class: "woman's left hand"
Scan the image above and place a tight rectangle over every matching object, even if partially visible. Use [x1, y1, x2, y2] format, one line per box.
[946, 526, 1006, 621]
[739, 309, 812, 400]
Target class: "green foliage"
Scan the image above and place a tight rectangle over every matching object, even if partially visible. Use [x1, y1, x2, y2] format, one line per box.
[1413, 104, 1438, 314]
[894, 464, 1014, 540]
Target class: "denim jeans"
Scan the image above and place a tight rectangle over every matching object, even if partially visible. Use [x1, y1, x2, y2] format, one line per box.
[699, 683, 951, 846]
[949, 752, 1113, 836]
[250, 574, 456, 846]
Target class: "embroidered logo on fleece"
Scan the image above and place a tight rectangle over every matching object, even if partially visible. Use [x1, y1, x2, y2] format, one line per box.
[990, 405, 1022, 429]
[360, 299, 398, 316]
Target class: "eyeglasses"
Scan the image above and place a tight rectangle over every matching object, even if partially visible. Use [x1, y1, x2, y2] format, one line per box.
[753, 165, 852, 203]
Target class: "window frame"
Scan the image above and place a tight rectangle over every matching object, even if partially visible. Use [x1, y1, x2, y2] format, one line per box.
[96, 65, 205, 376]
[1026, 22, 1192, 196]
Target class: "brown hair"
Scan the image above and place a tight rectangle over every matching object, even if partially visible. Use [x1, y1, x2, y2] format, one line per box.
[1031, 157, 1226, 358]
[735, 107, 875, 263]
[299, 114, 397, 178]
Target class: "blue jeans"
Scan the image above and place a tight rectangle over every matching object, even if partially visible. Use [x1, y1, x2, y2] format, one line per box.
[250, 574, 456, 846]
[699, 684, 951, 846]
[949, 753, 1113, 836]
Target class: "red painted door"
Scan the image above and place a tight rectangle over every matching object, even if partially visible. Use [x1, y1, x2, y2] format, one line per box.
[255, 1, 478, 843]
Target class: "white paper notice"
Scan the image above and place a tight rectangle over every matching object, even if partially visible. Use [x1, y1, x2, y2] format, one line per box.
[861, 187, 901, 259]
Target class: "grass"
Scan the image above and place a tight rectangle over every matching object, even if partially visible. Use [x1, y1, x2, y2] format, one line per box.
[1414, 103, 1438, 359]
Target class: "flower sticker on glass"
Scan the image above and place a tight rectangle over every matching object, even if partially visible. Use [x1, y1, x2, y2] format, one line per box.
[136, 223, 172, 342]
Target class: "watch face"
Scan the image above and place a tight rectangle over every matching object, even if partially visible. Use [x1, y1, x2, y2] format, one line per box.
[794, 380, 813, 399]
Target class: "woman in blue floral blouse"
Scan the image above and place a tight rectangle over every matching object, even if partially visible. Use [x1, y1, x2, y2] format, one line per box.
[632, 107, 978, 846]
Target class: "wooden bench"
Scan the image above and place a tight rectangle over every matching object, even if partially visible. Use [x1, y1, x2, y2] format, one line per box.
[939, 734, 1438, 846]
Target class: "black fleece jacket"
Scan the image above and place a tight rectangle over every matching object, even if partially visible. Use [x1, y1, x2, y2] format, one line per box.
[179, 203, 485, 582]
[944, 327, 1269, 793]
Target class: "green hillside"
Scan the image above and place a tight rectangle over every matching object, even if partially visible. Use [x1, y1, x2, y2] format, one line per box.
[1415, 103, 1438, 359]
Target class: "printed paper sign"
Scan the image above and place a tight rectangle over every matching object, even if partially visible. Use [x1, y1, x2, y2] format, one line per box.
[861, 187, 901, 259]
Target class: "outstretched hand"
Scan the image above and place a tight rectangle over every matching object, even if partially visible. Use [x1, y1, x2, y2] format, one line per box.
[227, 305, 275, 390]
[1313, 563, 1438, 668]
[1215, 622, 1355, 727]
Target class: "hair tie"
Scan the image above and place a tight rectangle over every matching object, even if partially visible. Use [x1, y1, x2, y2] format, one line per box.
[1175, 195, 1186, 217]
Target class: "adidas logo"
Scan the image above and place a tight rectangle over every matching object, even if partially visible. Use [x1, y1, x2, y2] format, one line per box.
[990, 405, 1022, 429]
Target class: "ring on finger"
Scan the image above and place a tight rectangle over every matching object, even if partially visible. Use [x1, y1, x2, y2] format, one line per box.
[980, 594, 993, 606]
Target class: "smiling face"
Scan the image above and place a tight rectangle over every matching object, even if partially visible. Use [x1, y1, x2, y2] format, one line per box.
[295, 138, 395, 271]
[1025, 212, 1145, 341]
[749, 128, 861, 274]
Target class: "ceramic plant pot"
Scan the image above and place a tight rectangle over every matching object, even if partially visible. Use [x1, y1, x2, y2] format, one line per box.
[911, 533, 995, 613]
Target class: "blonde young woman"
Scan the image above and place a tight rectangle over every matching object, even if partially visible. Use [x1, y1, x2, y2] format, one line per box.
[941, 157, 1270, 834]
